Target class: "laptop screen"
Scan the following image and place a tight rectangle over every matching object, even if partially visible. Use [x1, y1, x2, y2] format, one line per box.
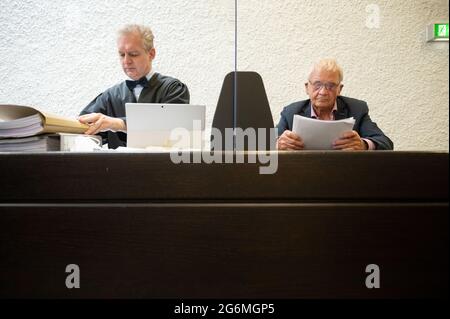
[125, 103, 205, 149]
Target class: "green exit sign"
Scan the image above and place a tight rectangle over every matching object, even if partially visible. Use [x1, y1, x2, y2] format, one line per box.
[435, 24, 449, 38]
[427, 23, 449, 42]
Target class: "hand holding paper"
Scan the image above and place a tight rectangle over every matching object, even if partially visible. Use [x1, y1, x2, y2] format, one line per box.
[292, 115, 355, 150]
[333, 130, 368, 151]
[277, 130, 304, 150]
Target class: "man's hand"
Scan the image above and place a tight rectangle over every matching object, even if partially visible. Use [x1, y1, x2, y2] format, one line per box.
[78, 113, 126, 135]
[277, 130, 304, 150]
[333, 130, 367, 151]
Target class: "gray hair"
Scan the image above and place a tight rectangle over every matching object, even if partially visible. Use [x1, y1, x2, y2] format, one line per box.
[308, 58, 344, 83]
[117, 24, 154, 52]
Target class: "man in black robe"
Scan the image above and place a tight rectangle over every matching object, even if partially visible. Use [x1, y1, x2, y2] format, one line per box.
[79, 24, 190, 148]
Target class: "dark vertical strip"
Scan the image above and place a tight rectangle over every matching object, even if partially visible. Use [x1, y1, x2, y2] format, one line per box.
[233, 0, 238, 150]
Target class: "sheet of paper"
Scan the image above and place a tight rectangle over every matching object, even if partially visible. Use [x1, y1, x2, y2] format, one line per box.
[292, 115, 355, 150]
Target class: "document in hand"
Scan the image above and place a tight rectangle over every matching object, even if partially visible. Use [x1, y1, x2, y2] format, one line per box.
[292, 115, 356, 150]
[0, 104, 88, 138]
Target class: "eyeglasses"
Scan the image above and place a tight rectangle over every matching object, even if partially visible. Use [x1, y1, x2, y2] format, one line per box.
[308, 81, 340, 91]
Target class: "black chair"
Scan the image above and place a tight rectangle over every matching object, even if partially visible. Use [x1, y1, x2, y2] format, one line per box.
[211, 71, 275, 151]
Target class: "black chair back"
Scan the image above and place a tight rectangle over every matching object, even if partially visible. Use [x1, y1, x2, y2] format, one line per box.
[211, 71, 274, 150]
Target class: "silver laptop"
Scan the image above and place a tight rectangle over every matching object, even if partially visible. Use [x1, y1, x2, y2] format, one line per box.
[125, 103, 206, 149]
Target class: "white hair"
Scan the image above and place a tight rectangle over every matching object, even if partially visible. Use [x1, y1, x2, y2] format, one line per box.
[308, 58, 343, 83]
[117, 24, 154, 52]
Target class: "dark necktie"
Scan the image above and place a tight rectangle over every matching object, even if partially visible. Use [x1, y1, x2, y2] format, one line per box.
[126, 76, 149, 91]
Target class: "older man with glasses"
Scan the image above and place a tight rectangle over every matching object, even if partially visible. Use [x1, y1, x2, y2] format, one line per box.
[276, 58, 393, 150]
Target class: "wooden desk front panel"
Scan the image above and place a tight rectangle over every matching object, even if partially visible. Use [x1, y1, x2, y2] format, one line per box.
[1, 203, 447, 298]
[0, 152, 448, 202]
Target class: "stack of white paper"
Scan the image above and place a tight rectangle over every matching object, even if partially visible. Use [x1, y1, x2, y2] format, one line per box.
[0, 113, 43, 138]
[0, 104, 88, 138]
[0, 134, 59, 152]
[292, 115, 355, 150]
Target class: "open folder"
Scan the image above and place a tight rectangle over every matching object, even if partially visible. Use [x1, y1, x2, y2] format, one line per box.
[292, 115, 355, 150]
[0, 104, 88, 138]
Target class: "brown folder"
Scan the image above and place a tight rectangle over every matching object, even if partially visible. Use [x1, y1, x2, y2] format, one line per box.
[0, 104, 88, 138]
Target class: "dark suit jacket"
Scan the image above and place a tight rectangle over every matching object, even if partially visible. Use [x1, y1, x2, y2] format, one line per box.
[276, 96, 393, 150]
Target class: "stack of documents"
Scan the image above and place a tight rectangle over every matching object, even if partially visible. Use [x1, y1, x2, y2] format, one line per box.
[0, 105, 101, 152]
[0, 133, 102, 152]
[292, 115, 355, 150]
[0, 134, 62, 152]
[0, 104, 88, 138]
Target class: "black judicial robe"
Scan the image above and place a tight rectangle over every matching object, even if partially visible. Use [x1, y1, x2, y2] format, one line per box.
[80, 72, 190, 149]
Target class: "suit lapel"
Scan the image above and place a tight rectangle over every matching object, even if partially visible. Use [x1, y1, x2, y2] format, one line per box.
[287, 100, 310, 130]
[334, 97, 349, 120]
[304, 102, 312, 118]
[298, 100, 311, 117]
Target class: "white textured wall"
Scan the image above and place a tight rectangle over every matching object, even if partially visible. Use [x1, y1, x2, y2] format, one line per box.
[1, 0, 448, 151]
